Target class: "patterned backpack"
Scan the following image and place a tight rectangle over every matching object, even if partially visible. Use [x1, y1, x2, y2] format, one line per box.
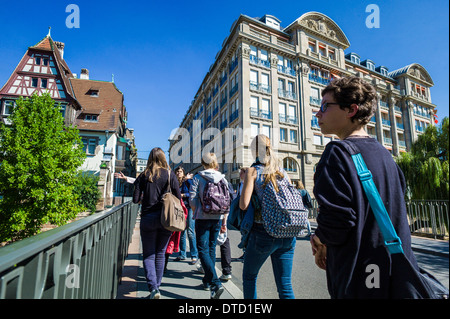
[202, 179, 231, 214]
[261, 174, 308, 238]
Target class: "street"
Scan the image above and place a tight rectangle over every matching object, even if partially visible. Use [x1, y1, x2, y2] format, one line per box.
[215, 227, 449, 299]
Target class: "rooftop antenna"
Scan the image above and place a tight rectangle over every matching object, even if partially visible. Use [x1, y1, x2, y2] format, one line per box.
[47, 26, 51, 38]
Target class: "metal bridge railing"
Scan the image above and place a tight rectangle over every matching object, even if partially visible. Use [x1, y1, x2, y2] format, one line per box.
[309, 199, 449, 240]
[0, 201, 139, 299]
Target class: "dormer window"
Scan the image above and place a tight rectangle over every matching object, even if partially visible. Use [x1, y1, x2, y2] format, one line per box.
[87, 86, 99, 97]
[351, 55, 360, 64]
[84, 114, 98, 122]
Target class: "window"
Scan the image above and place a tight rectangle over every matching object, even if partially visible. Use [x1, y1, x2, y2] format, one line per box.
[43, 58, 49, 66]
[250, 96, 258, 111]
[84, 114, 98, 122]
[289, 129, 298, 143]
[116, 145, 124, 161]
[323, 136, 332, 145]
[35, 57, 41, 65]
[280, 128, 287, 142]
[319, 44, 326, 56]
[261, 73, 269, 87]
[32, 78, 38, 87]
[288, 105, 296, 119]
[41, 79, 48, 89]
[82, 137, 98, 155]
[288, 81, 295, 93]
[3, 100, 15, 115]
[260, 49, 268, 61]
[261, 99, 270, 116]
[262, 124, 271, 139]
[250, 45, 257, 58]
[283, 158, 297, 172]
[313, 134, 322, 145]
[251, 123, 259, 138]
[250, 70, 258, 83]
[308, 39, 316, 52]
[328, 49, 335, 60]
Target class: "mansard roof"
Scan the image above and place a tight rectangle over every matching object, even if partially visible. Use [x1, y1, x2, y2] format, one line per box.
[284, 12, 350, 49]
[388, 63, 434, 86]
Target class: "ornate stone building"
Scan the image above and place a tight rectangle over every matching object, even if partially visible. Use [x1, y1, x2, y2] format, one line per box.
[168, 12, 436, 193]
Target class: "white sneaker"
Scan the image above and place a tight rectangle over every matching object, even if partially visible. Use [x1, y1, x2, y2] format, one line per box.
[196, 263, 204, 274]
[220, 274, 232, 281]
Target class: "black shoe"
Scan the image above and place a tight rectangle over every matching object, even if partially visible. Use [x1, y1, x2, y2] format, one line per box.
[210, 285, 224, 299]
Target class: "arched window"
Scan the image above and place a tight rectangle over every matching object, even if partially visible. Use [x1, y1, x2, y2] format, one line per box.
[283, 157, 297, 172]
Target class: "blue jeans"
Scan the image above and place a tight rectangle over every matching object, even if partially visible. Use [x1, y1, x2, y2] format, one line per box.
[195, 219, 222, 288]
[179, 207, 198, 259]
[242, 225, 296, 299]
[140, 213, 173, 291]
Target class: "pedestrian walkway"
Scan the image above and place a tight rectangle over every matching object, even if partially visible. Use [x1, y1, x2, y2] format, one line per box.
[116, 218, 243, 299]
[116, 219, 448, 299]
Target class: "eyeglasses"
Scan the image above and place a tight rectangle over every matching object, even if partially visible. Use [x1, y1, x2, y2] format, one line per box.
[320, 102, 341, 113]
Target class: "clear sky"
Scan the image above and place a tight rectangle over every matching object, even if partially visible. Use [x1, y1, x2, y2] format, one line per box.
[0, 0, 448, 160]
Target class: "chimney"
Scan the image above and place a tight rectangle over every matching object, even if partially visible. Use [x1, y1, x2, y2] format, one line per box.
[54, 41, 65, 59]
[80, 68, 89, 80]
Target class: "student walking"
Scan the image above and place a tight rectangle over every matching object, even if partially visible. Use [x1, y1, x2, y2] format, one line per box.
[311, 76, 419, 298]
[174, 166, 198, 264]
[189, 153, 233, 299]
[133, 147, 181, 299]
[239, 134, 297, 299]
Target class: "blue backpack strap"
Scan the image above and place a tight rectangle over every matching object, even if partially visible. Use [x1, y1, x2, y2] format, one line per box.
[342, 140, 404, 255]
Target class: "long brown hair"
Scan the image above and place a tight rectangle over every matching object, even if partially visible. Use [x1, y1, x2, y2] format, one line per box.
[251, 134, 284, 192]
[144, 147, 169, 182]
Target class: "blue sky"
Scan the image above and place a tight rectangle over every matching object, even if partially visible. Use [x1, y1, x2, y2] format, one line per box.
[0, 0, 448, 160]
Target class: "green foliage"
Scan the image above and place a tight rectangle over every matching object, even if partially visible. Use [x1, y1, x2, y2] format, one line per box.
[396, 117, 449, 200]
[73, 172, 101, 213]
[0, 94, 86, 242]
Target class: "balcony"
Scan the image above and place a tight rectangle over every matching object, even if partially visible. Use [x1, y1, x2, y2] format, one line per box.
[383, 137, 393, 145]
[220, 73, 227, 87]
[229, 109, 239, 123]
[220, 119, 228, 131]
[277, 65, 296, 77]
[308, 73, 331, 86]
[278, 88, 297, 100]
[229, 59, 238, 74]
[382, 119, 391, 126]
[279, 114, 298, 125]
[250, 107, 272, 120]
[229, 83, 238, 97]
[249, 55, 271, 68]
[220, 95, 227, 107]
[311, 118, 320, 129]
[380, 101, 388, 109]
[250, 81, 271, 94]
[398, 140, 406, 148]
[310, 96, 321, 106]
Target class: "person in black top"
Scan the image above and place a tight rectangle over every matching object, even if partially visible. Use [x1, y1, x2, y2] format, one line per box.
[311, 76, 419, 298]
[133, 147, 181, 299]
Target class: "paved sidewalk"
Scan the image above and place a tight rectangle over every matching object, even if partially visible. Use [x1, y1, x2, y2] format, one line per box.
[117, 219, 448, 299]
[116, 218, 243, 299]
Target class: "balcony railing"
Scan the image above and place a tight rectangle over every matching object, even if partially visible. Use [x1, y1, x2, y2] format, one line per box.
[383, 137, 393, 145]
[250, 81, 271, 94]
[308, 73, 331, 85]
[278, 88, 297, 100]
[249, 55, 270, 68]
[310, 96, 321, 106]
[250, 107, 272, 120]
[311, 118, 320, 129]
[277, 65, 296, 77]
[0, 201, 139, 299]
[279, 114, 298, 125]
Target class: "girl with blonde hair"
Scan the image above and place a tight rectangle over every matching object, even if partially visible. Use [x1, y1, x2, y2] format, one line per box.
[239, 134, 296, 299]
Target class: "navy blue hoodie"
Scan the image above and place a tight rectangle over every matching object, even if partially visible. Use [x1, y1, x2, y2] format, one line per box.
[313, 137, 418, 298]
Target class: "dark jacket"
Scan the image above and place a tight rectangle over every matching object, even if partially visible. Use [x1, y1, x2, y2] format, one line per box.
[180, 179, 192, 208]
[313, 137, 418, 299]
[133, 168, 181, 215]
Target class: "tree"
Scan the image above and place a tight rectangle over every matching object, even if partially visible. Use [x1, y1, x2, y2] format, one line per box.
[396, 117, 449, 200]
[73, 172, 101, 213]
[0, 94, 86, 242]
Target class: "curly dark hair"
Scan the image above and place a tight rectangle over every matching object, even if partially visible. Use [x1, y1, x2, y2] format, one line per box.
[321, 76, 378, 125]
